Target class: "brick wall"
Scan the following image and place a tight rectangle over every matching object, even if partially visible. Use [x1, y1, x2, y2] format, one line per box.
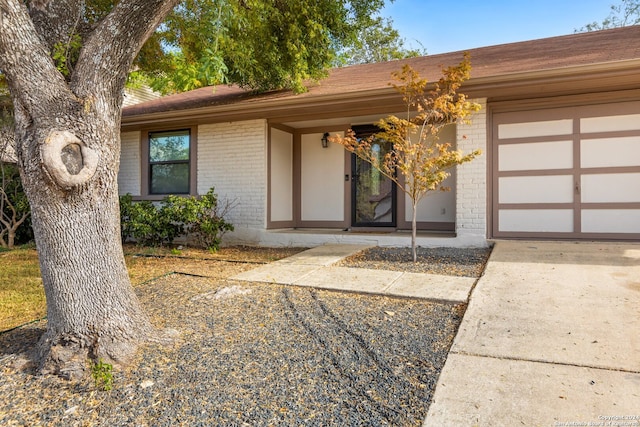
[197, 119, 267, 230]
[118, 131, 141, 196]
[455, 98, 488, 240]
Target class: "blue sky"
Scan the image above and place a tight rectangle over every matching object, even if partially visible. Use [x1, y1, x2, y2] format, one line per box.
[381, 0, 616, 54]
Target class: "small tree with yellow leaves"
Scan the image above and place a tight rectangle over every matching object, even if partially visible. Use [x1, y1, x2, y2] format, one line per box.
[331, 53, 482, 261]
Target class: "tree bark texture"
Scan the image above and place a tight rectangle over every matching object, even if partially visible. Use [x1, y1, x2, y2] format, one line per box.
[26, 124, 154, 379]
[0, 0, 180, 379]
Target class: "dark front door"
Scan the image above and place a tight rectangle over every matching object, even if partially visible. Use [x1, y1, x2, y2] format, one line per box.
[351, 126, 396, 227]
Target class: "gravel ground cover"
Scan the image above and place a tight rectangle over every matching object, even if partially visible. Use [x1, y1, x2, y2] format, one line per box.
[338, 246, 493, 277]
[0, 246, 490, 426]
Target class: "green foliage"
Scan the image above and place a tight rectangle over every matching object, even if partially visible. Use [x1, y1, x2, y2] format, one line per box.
[1, 0, 404, 95]
[119, 188, 235, 251]
[162, 188, 235, 252]
[90, 358, 114, 391]
[118, 193, 134, 244]
[52, 33, 82, 77]
[577, 0, 640, 32]
[153, 49, 229, 93]
[119, 195, 182, 246]
[335, 16, 427, 66]
[144, 0, 390, 93]
[0, 106, 30, 248]
[125, 70, 153, 90]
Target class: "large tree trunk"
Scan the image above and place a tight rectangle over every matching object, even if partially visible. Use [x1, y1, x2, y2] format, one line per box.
[0, 0, 181, 379]
[19, 124, 154, 379]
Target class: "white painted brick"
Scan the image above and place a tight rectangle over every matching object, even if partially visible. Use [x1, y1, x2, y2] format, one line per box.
[197, 119, 267, 229]
[118, 131, 141, 196]
[456, 98, 487, 238]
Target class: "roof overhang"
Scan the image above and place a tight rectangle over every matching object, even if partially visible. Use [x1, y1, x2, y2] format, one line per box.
[465, 58, 640, 101]
[121, 58, 640, 131]
[121, 88, 407, 131]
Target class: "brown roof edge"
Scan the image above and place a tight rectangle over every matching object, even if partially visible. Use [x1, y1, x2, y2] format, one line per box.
[121, 88, 404, 129]
[121, 59, 640, 130]
[122, 26, 640, 123]
[463, 57, 640, 99]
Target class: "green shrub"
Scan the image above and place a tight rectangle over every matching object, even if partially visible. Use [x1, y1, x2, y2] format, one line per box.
[119, 188, 234, 250]
[119, 195, 182, 246]
[164, 188, 235, 251]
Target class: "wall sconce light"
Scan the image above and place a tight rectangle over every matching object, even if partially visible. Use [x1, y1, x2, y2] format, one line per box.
[321, 132, 329, 148]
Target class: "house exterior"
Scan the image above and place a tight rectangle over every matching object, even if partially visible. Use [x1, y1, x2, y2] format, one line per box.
[119, 26, 640, 247]
[123, 86, 161, 107]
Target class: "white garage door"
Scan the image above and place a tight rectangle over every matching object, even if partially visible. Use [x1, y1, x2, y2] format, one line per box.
[492, 101, 640, 240]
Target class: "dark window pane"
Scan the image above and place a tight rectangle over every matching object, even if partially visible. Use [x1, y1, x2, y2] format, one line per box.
[150, 163, 189, 194]
[149, 130, 190, 162]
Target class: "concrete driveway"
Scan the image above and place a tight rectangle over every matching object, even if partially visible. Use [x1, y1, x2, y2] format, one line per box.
[425, 241, 640, 426]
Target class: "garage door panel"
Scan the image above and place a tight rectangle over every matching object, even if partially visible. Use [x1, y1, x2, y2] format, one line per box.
[581, 209, 640, 233]
[499, 209, 574, 232]
[499, 175, 574, 204]
[498, 119, 573, 139]
[581, 136, 640, 168]
[581, 173, 640, 203]
[580, 113, 640, 133]
[499, 140, 573, 171]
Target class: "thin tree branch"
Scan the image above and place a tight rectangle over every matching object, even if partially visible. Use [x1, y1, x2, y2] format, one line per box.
[0, 0, 72, 116]
[28, 0, 84, 52]
[72, 0, 180, 106]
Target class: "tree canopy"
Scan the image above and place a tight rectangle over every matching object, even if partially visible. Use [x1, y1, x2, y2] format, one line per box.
[577, 0, 640, 32]
[91, 0, 411, 94]
[143, 0, 426, 93]
[1, 0, 423, 96]
[334, 16, 426, 66]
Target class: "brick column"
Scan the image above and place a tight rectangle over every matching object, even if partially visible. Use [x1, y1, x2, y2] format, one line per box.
[456, 99, 488, 244]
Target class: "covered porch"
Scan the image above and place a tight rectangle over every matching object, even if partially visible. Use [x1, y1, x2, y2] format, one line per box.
[263, 102, 488, 248]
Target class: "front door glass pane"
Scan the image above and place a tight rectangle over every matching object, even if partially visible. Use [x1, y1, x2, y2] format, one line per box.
[353, 138, 396, 226]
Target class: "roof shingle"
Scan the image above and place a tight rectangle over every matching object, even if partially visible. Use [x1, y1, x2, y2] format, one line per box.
[123, 26, 640, 117]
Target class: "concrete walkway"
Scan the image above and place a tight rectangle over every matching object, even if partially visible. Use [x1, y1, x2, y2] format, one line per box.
[231, 244, 476, 303]
[425, 241, 640, 426]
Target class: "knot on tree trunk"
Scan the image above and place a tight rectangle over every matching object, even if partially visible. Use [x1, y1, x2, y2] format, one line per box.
[41, 130, 99, 189]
